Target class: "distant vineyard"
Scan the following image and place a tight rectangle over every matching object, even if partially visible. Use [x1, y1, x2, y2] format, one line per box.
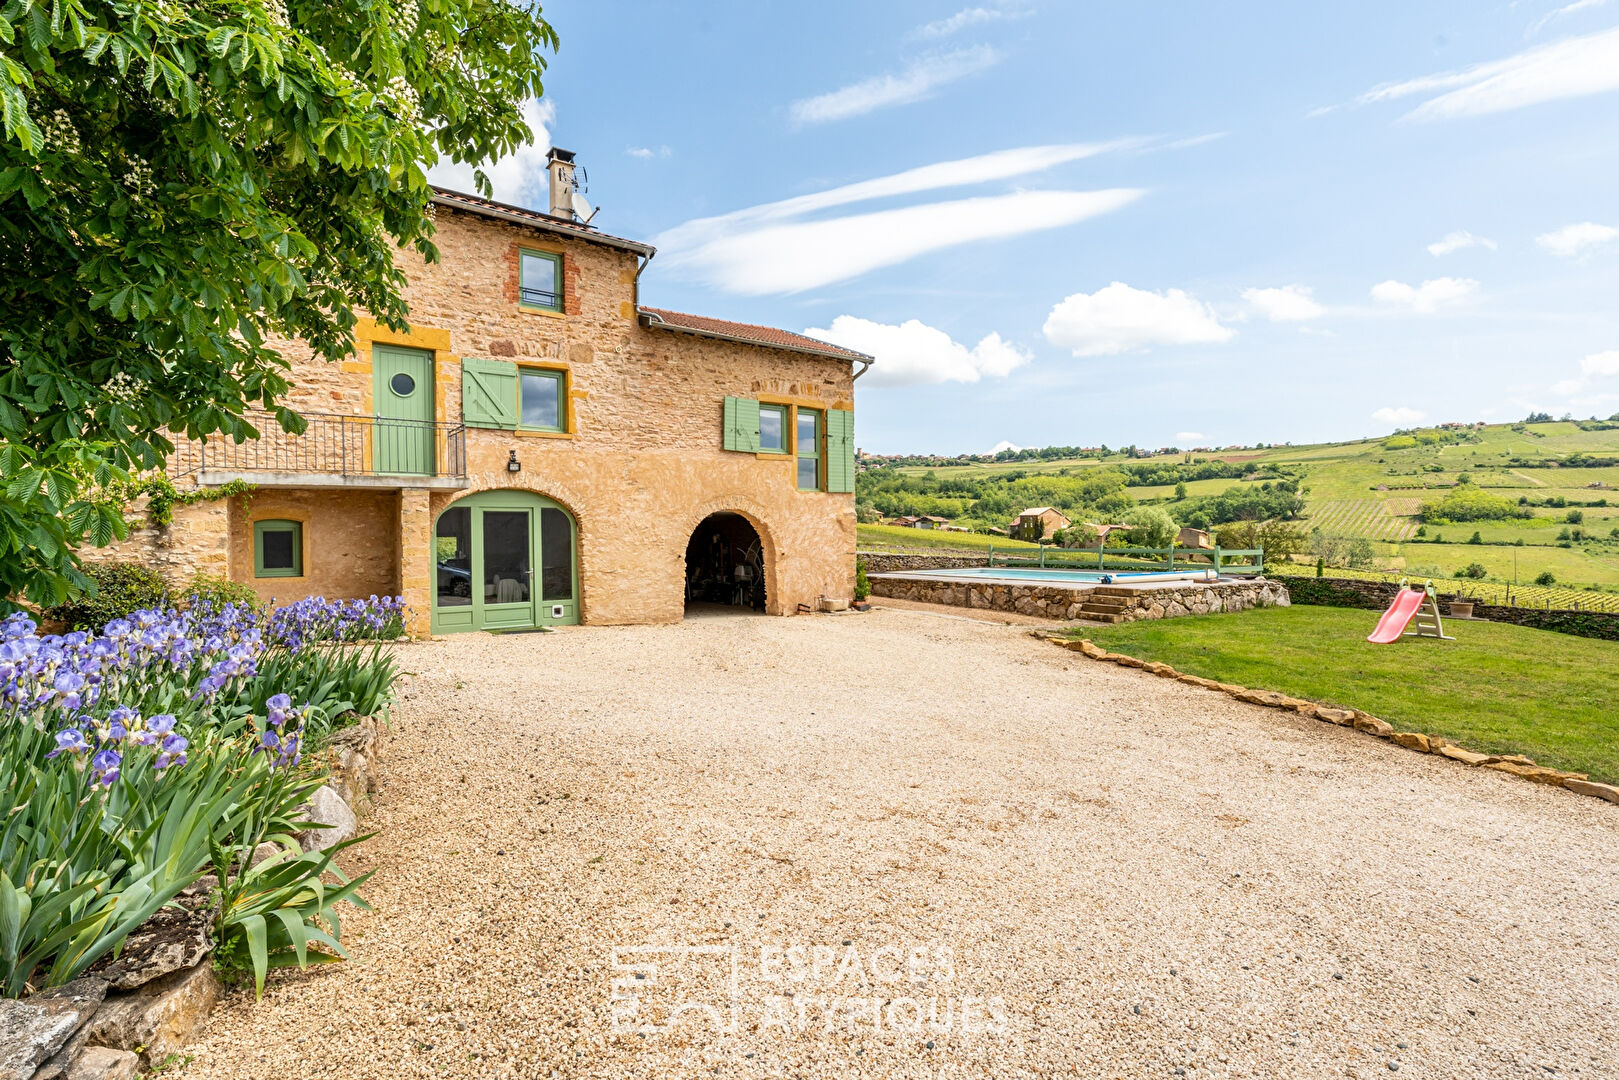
[1304, 499, 1418, 541]
[1273, 565, 1619, 612]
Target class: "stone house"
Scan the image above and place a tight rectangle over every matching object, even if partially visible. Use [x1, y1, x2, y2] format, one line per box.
[1010, 506, 1070, 542]
[107, 151, 871, 635]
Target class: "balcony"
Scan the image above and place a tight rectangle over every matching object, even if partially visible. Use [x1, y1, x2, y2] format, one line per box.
[173, 411, 468, 490]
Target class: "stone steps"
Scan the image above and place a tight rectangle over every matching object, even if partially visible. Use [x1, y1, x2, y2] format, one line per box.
[1079, 610, 1125, 623]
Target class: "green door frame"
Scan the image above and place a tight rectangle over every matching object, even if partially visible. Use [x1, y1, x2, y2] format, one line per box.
[372, 344, 436, 475]
[430, 490, 580, 634]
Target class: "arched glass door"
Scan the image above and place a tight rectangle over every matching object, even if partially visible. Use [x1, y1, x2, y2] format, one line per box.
[431, 491, 578, 633]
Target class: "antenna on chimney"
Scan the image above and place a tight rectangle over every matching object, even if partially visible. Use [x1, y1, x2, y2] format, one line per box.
[546, 147, 598, 224]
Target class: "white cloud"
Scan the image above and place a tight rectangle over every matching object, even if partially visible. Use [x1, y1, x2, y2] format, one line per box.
[803, 316, 1030, 387]
[1427, 230, 1497, 256]
[1242, 284, 1325, 322]
[915, 4, 1028, 37]
[656, 142, 1154, 294]
[1582, 349, 1619, 377]
[1354, 25, 1619, 121]
[1372, 406, 1426, 427]
[790, 47, 1003, 125]
[989, 440, 1024, 453]
[625, 145, 671, 160]
[1369, 277, 1479, 314]
[1536, 221, 1619, 258]
[425, 99, 555, 207]
[1553, 349, 1619, 396]
[1042, 283, 1235, 357]
[1175, 432, 1206, 443]
[662, 188, 1141, 294]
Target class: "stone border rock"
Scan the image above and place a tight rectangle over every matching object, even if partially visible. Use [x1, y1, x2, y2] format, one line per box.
[3, 719, 385, 1080]
[1051, 637, 1619, 806]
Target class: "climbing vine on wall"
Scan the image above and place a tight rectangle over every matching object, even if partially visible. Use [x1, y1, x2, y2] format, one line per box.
[105, 475, 257, 528]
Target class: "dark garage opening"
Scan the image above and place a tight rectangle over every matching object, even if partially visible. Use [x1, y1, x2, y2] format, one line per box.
[685, 512, 765, 612]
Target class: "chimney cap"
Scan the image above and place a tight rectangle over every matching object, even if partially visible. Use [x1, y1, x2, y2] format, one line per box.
[546, 147, 576, 164]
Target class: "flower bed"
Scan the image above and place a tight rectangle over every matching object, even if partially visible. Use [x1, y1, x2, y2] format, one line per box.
[1, 594, 404, 1023]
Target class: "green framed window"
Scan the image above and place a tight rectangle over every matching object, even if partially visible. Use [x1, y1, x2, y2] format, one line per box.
[519, 367, 566, 432]
[254, 520, 303, 578]
[759, 403, 789, 453]
[519, 249, 563, 311]
[797, 408, 823, 490]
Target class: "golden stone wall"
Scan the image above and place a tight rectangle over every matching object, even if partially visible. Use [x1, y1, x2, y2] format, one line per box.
[100, 206, 858, 634]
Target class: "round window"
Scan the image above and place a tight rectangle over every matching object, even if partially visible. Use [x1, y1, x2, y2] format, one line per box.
[389, 372, 416, 397]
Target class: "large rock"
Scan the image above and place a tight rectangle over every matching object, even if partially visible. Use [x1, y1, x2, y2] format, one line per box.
[298, 784, 359, 853]
[76, 963, 218, 1070]
[1315, 708, 1356, 725]
[1438, 745, 1490, 765]
[1564, 778, 1619, 804]
[1391, 732, 1433, 753]
[0, 979, 106, 1080]
[1351, 714, 1395, 737]
[1487, 762, 1585, 786]
[38, 1045, 140, 1080]
[322, 719, 380, 813]
[89, 898, 213, 992]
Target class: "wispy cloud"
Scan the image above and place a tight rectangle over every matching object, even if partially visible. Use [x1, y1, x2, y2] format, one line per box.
[1242, 284, 1325, 322]
[914, 4, 1030, 38]
[1352, 26, 1619, 120]
[1043, 283, 1235, 357]
[804, 316, 1030, 387]
[665, 189, 1141, 294]
[656, 143, 1148, 294]
[1551, 349, 1619, 397]
[625, 145, 672, 160]
[1427, 230, 1497, 256]
[790, 46, 1003, 125]
[1370, 277, 1479, 313]
[1530, 0, 1614, 35]
[1175, 431, 1206, 443]
[1536, 221, 1619, 257]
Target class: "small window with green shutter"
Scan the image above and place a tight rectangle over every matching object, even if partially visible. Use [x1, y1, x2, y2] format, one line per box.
[722, 396, 762, 453]
[826, 408, 855, 492]
[462, 357, 519, 429]
[254, 520, 303, 578]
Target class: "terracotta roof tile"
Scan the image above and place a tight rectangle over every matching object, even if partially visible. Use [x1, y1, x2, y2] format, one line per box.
[639, 308, 873, 363]
[429, 186, 656, 256]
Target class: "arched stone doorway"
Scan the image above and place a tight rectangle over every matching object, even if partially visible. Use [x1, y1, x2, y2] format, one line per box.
[684, 512, 767, 614]
[431, 490, 579, 633]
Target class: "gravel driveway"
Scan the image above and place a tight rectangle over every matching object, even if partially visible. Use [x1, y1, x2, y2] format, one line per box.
[181, 605, 1619, 1079]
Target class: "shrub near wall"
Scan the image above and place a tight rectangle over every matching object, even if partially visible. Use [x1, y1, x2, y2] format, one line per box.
[1276, 573, 1619, 642]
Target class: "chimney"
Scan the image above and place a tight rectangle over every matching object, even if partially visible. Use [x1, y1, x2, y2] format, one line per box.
[547, 147, 578, 220]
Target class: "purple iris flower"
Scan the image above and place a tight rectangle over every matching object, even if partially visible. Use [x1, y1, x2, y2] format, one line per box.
[90, 748, 121, 786]
[47, 728, 89, 758]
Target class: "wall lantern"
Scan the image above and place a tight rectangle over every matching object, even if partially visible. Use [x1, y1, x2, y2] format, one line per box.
[506, 450, 521, 474]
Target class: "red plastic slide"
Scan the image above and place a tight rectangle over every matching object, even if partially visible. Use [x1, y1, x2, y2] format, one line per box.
[1367, 589, 1426, 644]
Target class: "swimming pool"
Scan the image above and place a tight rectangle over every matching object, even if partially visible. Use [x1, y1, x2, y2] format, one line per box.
[891, 567, 1219, 585]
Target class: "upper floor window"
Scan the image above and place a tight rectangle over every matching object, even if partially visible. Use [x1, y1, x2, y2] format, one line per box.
[759, 403, 788, 453]
[519, 367, 566, 432]
[797, 408, 823, 490]
[520, 250, 563, 312]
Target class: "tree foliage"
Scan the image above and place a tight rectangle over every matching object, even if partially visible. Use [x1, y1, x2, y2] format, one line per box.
[0, 0, 557, 605]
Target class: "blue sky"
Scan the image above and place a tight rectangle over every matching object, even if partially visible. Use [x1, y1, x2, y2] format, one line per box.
[428, 1, 1619, 454]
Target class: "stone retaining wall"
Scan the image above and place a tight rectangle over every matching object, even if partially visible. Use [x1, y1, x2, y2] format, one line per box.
[869, 573, 1290, 622]
[1278, 574, 1619, 642]
[858, 552, 991, 574]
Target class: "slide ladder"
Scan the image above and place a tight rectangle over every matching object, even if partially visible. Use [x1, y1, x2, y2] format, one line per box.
[1367, 579, 1454, 644]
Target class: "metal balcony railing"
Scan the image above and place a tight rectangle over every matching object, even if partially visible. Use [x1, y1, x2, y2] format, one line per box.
[172, 411, 467, 480]
[519, 285, 561, 309]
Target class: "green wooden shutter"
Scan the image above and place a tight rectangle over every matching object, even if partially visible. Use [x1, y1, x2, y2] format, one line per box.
[722, 396, 761, 452]
[461, 357, 518, 430]
[826, 408, 855, 492]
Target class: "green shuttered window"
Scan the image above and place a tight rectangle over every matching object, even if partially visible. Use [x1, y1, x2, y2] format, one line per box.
[462, 357, 519, 429]
[722, 397, 854, 494]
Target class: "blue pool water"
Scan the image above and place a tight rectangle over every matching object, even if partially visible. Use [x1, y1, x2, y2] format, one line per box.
[901, 567, 1217, 585]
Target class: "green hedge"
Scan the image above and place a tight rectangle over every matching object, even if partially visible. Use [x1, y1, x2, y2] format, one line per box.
[44, 562, 171, 630]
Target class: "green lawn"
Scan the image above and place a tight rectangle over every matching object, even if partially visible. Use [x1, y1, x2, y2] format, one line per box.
[1073, 605, 1619, 783]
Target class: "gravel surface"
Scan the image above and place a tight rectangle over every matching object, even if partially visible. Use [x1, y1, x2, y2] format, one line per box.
[181, 607, 1619, 1079]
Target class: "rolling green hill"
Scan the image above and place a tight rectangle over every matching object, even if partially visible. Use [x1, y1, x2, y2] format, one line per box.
[857, 420, 1619, 604]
